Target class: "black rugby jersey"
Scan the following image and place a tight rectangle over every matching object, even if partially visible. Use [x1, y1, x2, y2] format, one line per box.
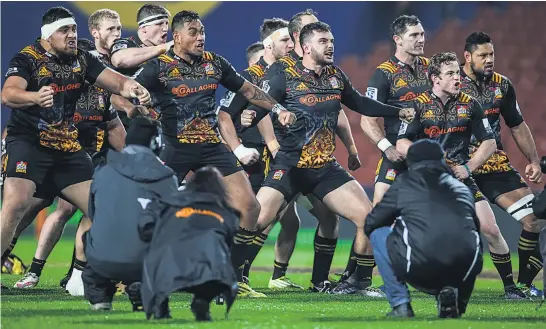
[74, 50, 118, 156]
[254, 60, 401, 168]
[459, 69, 525, 174]
[398, 90, 494, 166]
[134, 49, 245, 144]
[366, 55, 430, 143]
[219, 57, 268, 148]
[110, 36, 146, 77]
[5, 39, 107, 152]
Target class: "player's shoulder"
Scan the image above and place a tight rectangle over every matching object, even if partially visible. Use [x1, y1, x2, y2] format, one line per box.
[17, 44, 44, 62]
[277, 55, 298, 69]
[417, 56, 430, 66]
[414, 92, 433, 104]
[157, 52, 176, 64]
[245, 63, 266, 80]
[457, 92, 474, 104]
[375, 59, 397, 74]
[491, 71, 513, 89]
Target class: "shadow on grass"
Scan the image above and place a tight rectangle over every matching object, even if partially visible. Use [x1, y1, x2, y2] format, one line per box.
[307, 315, 546, 323]
[74, 318, 195, 325]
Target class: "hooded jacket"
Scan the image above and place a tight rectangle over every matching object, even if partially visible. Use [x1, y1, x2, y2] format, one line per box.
[85, 145, 178, 271]
[138, 190, 239, 319]
[365, 143, 483, 289]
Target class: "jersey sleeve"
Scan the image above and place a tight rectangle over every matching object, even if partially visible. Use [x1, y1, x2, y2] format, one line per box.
[470, 100, 494, 142]
[5, 54, 33, 82]
[249, 70, 287, 123]
[110, 38, 138, 56]
[218, 55, 245, 92]
[132, 59, 160, 90]
[84, 51, 107, 85]
[218, 70, 251, 117]
[397, 104, 421, 141]
[500, 79, 524, 128]
[340, 69, 400, 117]
[365, 69, 390, 104]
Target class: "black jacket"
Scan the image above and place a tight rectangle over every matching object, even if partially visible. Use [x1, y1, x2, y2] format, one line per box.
[364, 160, 483, 287]
[86, 145, 178, 276]
[533, 187, 546, 219]
[139, 190, 239, 318]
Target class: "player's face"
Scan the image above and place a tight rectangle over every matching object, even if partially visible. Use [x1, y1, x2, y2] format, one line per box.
[272, 35, 294, 60]
[49, 24, 78, 57]
[306, 30, 334, 65]
[469, 43, 494, 78]
[435, 61, 461, 96]
[174, 19, 206, 56]
[142, 20, 169, 46]
[248, 49, 264, 66]
[398, 23, 425, 56]
[94, 18, 122, 51]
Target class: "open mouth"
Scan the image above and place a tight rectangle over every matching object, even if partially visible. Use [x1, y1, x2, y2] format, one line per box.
[161, 33, 168, 42]
[196, 43, 204, 51]
[67, 40, 76, 49]
[484, 65, 493, 70]
[454, 81, 461, 87]
[324, 50, 334, 58]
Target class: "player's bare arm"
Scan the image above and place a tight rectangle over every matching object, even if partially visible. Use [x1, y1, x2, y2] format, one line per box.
[106, 117, 126, 151]
[238, 80, 295, 126]
[467, 138, 497, 172]
[510, 122, 543, 182]
[1, 76, 52, 108]
[93, 68, 150, 105]
[110, 42, 172, 69]
[336, 110, 361, 171]
[256, 115, 279, 156]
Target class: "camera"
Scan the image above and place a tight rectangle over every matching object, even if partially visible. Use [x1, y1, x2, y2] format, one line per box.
[541, 156, 546, 174]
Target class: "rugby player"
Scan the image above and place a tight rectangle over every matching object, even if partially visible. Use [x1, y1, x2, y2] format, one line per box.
[0, 6, 150, 286]
[132, 10, 296, 297]
[240, 22, 415, 295]
[13, 9, 127, 291]
[460, 32, 544, 297]
[397, 52, 528, 299]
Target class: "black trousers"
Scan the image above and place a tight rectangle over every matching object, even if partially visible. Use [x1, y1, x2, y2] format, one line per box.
[82, 262, 141, 304]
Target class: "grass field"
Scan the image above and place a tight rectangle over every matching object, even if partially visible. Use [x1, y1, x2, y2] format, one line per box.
[2, 236, 545, 329]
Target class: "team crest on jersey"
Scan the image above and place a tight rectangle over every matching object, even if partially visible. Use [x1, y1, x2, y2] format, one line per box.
[204, 63, 215, 75]
[273, 169, 285, 180]
[72, 60, 81, 73]
[394, 78, 408, 89]
[38, 66, 51, 77]
[386, 169, 397, 181]
[15, 161, 27, 173]
[329, 77, 339, 89]
[494, 87, 503, 99]
[457, 106, 469, 119]
[98, 95, 105, 109]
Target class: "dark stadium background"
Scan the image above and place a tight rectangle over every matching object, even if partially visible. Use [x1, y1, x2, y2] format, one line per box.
[2, 1, 544, 251]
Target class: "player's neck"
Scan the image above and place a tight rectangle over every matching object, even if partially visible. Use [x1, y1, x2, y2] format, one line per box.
[462, 64, 477, 81]
[94, 43, 110, 57]
[431, 87, 452, 105]
[294, 43, 303, 58]
[394, 50, 417, 67]
[173, 46, 195, 64]
[302, 56, 324, 76]
[40, 39, 57, 56]
[263, 51, 276, 66]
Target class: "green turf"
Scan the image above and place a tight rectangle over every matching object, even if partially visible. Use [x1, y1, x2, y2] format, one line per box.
[2, 238, 544, 329]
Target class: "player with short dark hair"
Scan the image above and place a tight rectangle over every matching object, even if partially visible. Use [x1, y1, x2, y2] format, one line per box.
[240, 21, 415, 296]
[397, 52, 528, 300]
[0, 6, 151, 288]
[460, 31, 544, 297]
[133, 10, 295, 298]
[246, 42, 264, 66]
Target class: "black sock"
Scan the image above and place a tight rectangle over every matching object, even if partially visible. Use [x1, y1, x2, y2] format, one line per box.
[355, 253, 374, 285]
[29, 258, 46, 277]
[517, 230, 542, 286]
[524, 244, 543, 287]
[243, 233, 268, 279]
[73, 258, 87, 271]
[311, 232, 337, 284]
[272, 261, 289, 280]
[343, 237, 357, 275]
[1, 237, 18, 264]
[66, 245, 77, 277]
[490, 252, 515, 288]
[231, 226, 256, 282]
